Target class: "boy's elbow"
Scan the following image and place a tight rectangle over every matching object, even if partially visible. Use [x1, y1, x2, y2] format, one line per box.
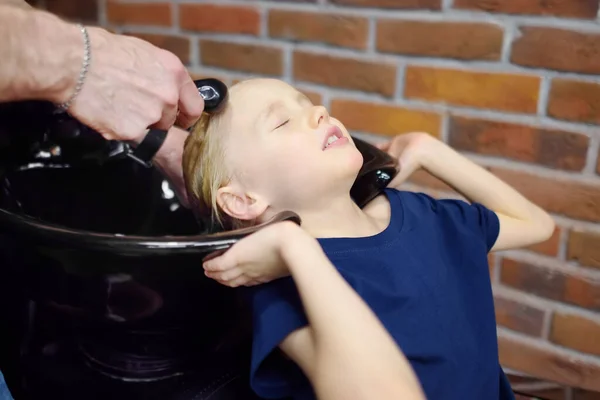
[531, 209, 555, 243]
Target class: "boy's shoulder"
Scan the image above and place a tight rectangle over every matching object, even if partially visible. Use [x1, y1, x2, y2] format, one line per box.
[370, 188, 495, 231]
[364, 187, 446, 220]
[359, 188, 445, 238]
[361, 189, 393, 221]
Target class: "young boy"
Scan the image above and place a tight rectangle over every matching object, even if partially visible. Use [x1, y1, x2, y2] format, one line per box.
[183, 78, 555, 400]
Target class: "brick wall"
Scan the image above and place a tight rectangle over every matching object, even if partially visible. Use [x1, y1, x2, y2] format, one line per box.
[32, 0, 600, 395]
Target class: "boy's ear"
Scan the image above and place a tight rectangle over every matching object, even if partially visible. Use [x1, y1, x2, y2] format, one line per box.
[216, 185, 268, 222]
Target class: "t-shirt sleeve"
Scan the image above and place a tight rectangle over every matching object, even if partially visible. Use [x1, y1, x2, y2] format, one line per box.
[243, 277, 309, 398]
[395, 189, 500, 252]
[435, 198, 500, 251]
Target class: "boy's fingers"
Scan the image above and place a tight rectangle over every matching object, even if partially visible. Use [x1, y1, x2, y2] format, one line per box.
[219, 268, 244, 283]
[203, 261, 223, 272]
[225, 275, 250, 288]
[376, 141, 391, 151]
[203, 250, 236, 272]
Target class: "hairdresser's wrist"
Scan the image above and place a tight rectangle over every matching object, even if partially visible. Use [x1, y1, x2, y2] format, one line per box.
[20, 9, 85, 103]
[146, 126, 190, 207]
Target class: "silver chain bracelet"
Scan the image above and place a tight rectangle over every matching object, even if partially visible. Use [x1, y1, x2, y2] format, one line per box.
[57, 23, 91, 111]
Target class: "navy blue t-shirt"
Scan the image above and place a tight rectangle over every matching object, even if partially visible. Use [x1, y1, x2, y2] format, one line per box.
[246, 188, 515, 400]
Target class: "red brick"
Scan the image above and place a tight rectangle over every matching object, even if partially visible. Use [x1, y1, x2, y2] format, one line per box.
[511, 27, 600, 75]
[494, 296, 545, 336]
[179, 4, 259, 35]
[550, 313, 600, 356]
[124, 33, 190, 65]
[548, 79, 600, 125]
[528, 227, 561, 257]
[329, 0, 441, 9]
[405, 67, 540, 113]
[330, 99, 441, 137]
[448, 116, 589, 171]
[106, 1, 171, 26]
[500, 258, 600, 311]
[568, 230, 600, 270]
[573, 388, 600, 399]
[200, 41, 283, 76]
[299, 89, 323, 105]
[293, 52, 397, 97]
[489, 167, 600, 222]
[488, 253, 496, 278]
[269, 11, 368, 50]
[45, 0, 98, 22]
[499, 336, 600, 391]
[453, 0, 599, 19]
[377, 20, 503, 60]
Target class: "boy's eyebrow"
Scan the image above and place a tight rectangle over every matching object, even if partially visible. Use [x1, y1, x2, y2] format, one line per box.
[254, 100, 283, 130]
[256, 93, 311, 128]
[263, 101, 284, 121]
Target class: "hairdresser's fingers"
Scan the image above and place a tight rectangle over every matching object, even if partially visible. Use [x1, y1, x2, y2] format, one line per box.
[176, 78, 204, 129]
[151, 104, 179, 131]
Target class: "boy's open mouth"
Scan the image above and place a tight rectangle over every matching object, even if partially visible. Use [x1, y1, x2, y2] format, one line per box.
[322, 126, 347, 150]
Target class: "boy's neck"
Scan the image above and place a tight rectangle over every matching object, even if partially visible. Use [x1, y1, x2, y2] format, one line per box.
[298, 194, 384, 239]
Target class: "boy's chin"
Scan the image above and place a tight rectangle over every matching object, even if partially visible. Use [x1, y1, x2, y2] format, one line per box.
[344, 146, 365, 174]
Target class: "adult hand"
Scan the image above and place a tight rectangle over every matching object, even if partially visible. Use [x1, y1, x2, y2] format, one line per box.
[61, 27, 204, 142]
[152, 126, 191, 208]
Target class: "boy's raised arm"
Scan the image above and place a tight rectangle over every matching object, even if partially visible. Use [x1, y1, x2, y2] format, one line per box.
[277, 223, 425, 400]
[416, 136, 555, 251]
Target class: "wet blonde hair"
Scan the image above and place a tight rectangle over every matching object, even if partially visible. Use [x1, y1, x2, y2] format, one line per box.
[182, 104, 254, 231]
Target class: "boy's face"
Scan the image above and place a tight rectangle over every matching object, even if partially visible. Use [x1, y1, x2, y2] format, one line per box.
[223, 78, 364, 212]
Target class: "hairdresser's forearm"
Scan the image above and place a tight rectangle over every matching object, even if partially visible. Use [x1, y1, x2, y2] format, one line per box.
[280, 226, 424, 400]
[0, 0, 31, 9]
[0, 5, 81, 103]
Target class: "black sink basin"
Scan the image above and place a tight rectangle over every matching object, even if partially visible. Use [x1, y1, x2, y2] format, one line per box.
[0, 99, 398, 399]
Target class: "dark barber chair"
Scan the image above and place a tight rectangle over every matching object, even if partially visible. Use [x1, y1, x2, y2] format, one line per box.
[0, 78, 398, 400]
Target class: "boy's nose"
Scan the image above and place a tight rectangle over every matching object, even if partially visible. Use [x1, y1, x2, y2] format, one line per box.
[308, 105, 329, 129]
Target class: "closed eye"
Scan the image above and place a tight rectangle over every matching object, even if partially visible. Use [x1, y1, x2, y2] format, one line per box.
[274, 119, 290, 130]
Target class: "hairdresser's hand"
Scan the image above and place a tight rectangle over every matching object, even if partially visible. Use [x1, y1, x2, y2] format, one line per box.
[202, 222, 300, 288]
[151, 126, 190, 207]
[62, 27, 203, 142]
[376, 132, 437, 188]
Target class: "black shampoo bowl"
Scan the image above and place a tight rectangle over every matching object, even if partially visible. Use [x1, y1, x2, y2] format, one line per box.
[0, 98, 397, 399]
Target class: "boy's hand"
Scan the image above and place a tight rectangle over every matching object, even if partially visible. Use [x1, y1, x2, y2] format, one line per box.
[376, 132, 438, 188]
[202, 221, 300, 288]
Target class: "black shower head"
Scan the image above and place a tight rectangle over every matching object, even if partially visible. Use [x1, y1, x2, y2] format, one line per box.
[193, 78, 228, 114]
